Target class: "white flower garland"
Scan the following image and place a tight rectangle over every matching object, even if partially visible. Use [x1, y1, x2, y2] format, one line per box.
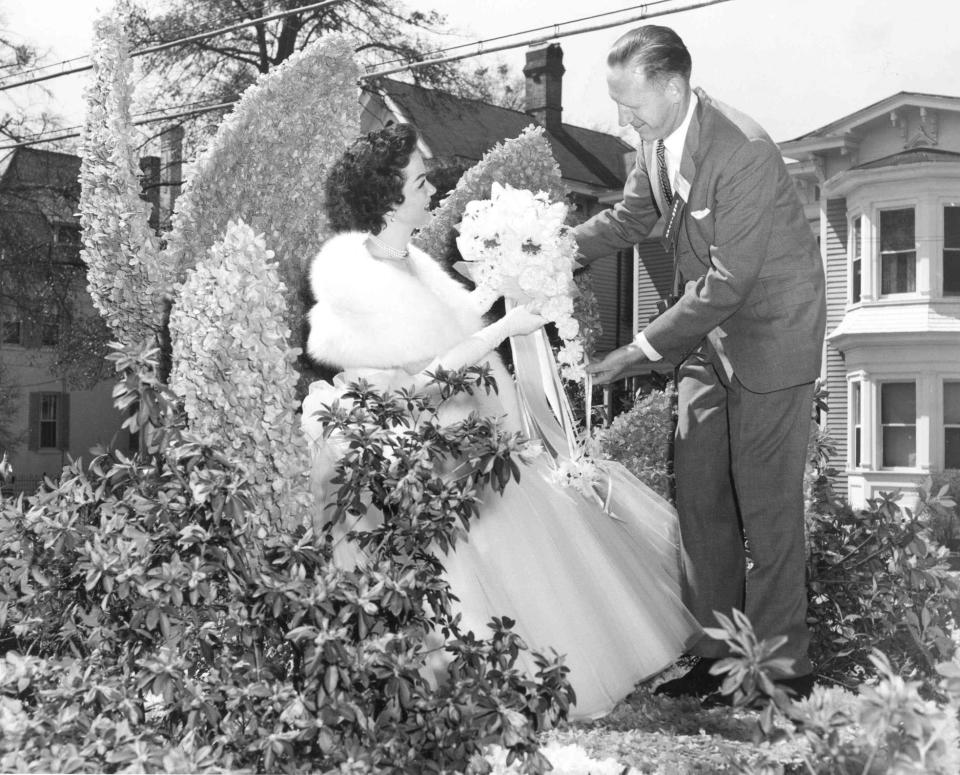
[456, 182, 586, 380]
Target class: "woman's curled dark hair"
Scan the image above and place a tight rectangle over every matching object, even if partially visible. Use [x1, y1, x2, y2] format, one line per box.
[324, 123, 419, 234]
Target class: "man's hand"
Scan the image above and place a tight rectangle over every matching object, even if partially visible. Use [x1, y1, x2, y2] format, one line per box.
[586, 343, 649, 385]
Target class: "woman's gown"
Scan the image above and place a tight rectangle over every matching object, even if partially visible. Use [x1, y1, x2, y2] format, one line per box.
[302, 232, 701, 720]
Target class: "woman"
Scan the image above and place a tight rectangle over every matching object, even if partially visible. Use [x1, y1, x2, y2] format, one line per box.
[302, 124, 701, 719]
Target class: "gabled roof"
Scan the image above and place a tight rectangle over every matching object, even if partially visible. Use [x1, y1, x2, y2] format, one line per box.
[0, 146, 80, 190]
[369, 78, 632, 191]
[0, 147, 81, 223]
[783, 92, 960, 145]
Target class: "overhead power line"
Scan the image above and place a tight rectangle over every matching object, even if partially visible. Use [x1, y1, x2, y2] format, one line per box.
[374, 0, 679, 69]
[362, 0, 735, 81]
[0, 0, 348, 92]
[0, 0, 736, 151]
[0, 100, 236, 151]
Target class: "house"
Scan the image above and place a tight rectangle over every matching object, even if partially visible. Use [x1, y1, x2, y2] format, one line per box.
[361, 44, 638, 359]
[0, 132, 182, 496]
[780, 93, 960, 506]
[0, 147, 121, 494]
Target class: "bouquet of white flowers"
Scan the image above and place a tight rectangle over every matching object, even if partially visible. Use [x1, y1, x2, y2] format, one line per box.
[455, 182, 585, 380]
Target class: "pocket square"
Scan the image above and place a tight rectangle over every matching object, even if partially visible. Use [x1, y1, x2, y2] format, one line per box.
[691, 208, 711, 219]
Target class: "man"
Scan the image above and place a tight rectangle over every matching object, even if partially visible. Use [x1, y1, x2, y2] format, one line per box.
[574, 25, 825, 701]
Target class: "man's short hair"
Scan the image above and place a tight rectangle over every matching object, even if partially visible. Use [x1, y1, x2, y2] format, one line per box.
[607, 25, 692, 83]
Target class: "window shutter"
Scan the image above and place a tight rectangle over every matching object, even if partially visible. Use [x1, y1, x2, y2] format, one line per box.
[27, 393, 40, 451]
[58, 393, 70, 451]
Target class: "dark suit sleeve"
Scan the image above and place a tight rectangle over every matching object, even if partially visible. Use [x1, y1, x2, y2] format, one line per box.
[572, 148, 661, 265]
[643, 137, 779, 362]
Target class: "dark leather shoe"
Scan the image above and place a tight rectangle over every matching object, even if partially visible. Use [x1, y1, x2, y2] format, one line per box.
[654, 658, 722, 698]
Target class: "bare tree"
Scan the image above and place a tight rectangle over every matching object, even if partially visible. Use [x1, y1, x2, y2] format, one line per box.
[0, 15, 64, 143]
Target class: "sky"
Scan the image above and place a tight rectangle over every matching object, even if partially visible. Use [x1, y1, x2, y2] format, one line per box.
[2, 0, 960, 146]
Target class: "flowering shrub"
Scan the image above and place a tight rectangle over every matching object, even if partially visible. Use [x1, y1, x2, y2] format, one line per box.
[414, 125, 566, 265]
[0, 344, 572, 773]
[169, 220, 312, 529]
[78, 10, 171, 346]
[805, 485, 960, 687]
[596, 385, 676, 501]
[163, 33, 360, 347]
[705, 611, 960, 773]
[457, 183, 584, 379]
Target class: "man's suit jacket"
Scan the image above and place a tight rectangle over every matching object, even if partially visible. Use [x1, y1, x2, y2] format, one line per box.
[574, 89, 826, 394]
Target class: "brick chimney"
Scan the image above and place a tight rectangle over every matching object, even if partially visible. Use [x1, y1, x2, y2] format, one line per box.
[523, 43, 564, 132]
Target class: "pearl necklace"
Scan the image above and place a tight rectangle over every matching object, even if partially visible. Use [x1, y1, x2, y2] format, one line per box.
[367, 233, 409, 260]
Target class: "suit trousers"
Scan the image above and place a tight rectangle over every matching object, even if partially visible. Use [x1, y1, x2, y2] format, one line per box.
[674, 344, 813, 676]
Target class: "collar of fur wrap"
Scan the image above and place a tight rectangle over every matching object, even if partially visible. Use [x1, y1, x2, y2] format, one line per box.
[306, 231, 484, 370]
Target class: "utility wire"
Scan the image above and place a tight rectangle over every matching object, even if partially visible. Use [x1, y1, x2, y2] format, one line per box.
[0, 0, 348, 92]
[0, 100, 236, 151]
[362, 0, 734, 80]
[374, 0, 679, 69]
[0, 0, 736, 151]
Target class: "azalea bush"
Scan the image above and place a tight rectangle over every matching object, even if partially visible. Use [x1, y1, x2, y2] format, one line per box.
[0, 343, 572, 774]
[704, 612, 960, 774]
[805, 480, 960, 689]
[169, 220, 313, 530]
[596, 385, 676, 501]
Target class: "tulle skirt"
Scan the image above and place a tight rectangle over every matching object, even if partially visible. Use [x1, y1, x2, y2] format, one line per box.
[303, 363, 701, 720]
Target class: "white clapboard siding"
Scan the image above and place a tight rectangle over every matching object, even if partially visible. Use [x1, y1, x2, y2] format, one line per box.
[634, 239, 674, 331]
[591, 250, 637, 353]
[823, 197, 849, 496]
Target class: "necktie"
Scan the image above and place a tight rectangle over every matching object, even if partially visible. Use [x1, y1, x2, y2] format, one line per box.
[656, 139, 673, 210]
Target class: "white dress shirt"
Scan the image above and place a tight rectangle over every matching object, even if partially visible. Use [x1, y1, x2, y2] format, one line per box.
[633, 92, 698, 362]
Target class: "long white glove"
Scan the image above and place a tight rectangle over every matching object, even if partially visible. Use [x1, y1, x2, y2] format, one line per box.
[420, 304, 546, 378]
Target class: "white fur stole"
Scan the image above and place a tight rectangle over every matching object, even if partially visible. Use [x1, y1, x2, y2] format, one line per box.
[306, 232, 483, 369]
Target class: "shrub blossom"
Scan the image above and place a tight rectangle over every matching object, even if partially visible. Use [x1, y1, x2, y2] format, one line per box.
[169, 220, 312, 528]
[78, 10, 171, 345]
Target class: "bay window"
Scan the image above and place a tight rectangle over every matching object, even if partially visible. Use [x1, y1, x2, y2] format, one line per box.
[851, 215, 862, 303]
[946, 382, 960, 469]
[945, 206, 960, 296]
[880, 381, 916, 467]
[879, 208, 916, 295]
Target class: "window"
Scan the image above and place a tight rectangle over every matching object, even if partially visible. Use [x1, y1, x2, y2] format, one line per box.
[39, 302, 59, 347]
[880, 208, 916, 294]
[881, 382, 916, 467]
[28, 392, 69, 451]
[946, 382, 960, 469]
[852, 381, 862, 467]
[39, 395, 58, 448]
[851, 215, 862, 303]
[1, 319, 21, 346]
[945, 207, 960, 296]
